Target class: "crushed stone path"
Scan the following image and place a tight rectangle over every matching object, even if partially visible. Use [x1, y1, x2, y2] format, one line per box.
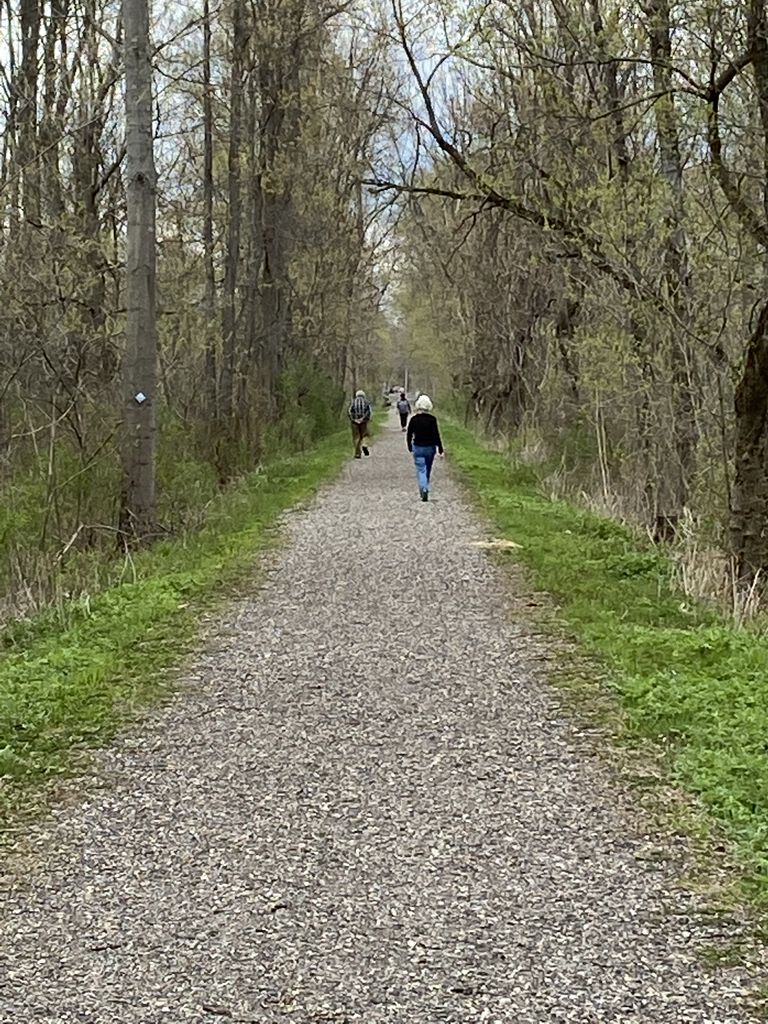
[0, 412, 760, 1023]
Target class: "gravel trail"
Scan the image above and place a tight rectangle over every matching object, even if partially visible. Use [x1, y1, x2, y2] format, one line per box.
[0, 412, 760, 1023]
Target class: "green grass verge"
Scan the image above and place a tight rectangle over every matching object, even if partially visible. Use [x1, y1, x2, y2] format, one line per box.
[0, 431, 349, 828]
[444, 420, 768, 899]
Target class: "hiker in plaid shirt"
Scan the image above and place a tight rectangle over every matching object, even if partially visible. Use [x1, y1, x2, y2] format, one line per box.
[348, 390, 372, 459]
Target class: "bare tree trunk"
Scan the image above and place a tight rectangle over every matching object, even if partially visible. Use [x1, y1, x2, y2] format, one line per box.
[257, 8, 301, 409]
[730, 300, 768, 578]
[202, 0, 217, 421]
[19, 0, 41, 223]
[120, 0, 157, 541]
[237, 73, 264, 436]
[647, 0, 697, 530]
[588, 0, 629, 180]
[725, 0, 768, 579]
[554, 296, 580, 406]
[40, 0, 67, 219]
[219, 0, 248, 430]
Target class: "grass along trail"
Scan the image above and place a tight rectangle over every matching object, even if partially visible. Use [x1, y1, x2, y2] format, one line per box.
[444, 420, 768, 907]
[0, 410, 761, 1022]
[0, 430, 350, 829]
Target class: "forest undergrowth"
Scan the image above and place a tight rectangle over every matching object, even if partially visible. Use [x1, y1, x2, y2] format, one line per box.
[0, 364, 348, 621]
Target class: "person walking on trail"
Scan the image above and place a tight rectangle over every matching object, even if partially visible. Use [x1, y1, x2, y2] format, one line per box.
[396, 391, 411, 431]
[348, 389, 372, 459]
[407, 394, 444, 501]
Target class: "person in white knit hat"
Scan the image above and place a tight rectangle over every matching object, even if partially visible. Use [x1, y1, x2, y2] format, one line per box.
[406, 394, 444, 501]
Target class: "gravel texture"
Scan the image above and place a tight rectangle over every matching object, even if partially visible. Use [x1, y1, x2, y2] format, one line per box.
[0, 412, 761, 1023]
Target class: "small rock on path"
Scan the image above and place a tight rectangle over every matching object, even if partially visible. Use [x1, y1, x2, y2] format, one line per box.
[0, 413, 760, 1022]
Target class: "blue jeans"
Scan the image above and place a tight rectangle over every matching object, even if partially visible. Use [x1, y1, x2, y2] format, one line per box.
[412, 445, 437, 492]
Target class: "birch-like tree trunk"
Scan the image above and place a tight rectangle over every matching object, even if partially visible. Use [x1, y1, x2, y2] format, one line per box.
[120, 0, 157, 541]
[219, 0, 248, 430]
[202, 0, 217, 421]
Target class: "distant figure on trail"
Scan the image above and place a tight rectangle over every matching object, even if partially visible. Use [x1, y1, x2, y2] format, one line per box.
[407, 394, 444, 501]
[348, 389, 372, 459]
[396, 391, 411, 431]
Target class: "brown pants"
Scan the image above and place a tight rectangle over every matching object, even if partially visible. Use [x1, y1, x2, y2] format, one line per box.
[351, 419, 369, 457]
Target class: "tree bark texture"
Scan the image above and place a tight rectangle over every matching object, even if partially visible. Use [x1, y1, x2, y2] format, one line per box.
[219, 0, 248, 428]
[19, 0, 41, 222]
[202, 0, 217, 421]
[728, 0, 768, 579]
[257, 11, 301, 405]
[646, 0, 697, 524]
[730, 300, 768, 579]
[120, 0, 157, 541]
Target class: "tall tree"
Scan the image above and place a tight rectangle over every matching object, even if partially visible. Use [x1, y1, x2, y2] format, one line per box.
[120, 0, 157, 541]
[646, 0, 697, 531]
[706, 0, 768, 579]
[202, 0, 217, 422]
[219, 0, 249, 433]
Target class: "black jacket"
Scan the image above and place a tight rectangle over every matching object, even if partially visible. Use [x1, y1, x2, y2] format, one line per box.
[407, 413, 443, 453]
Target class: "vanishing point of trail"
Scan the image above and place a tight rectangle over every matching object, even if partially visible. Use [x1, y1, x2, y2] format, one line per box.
[0, 413, 757, 1022]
